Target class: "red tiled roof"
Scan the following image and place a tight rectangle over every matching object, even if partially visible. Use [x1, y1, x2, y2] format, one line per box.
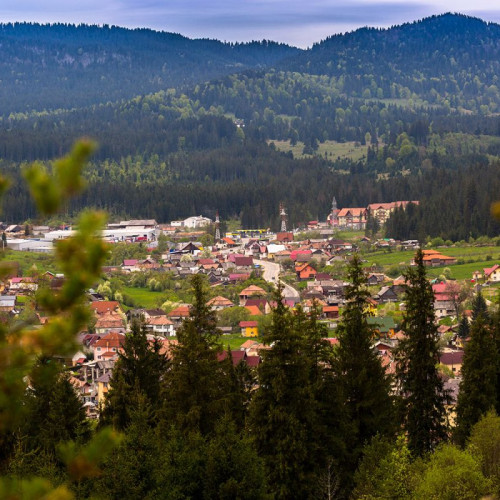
[91, 301, 120, 315]
[240, 321, 258, 328]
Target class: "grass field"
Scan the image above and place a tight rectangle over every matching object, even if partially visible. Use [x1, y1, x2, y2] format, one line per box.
[426, 260, 500, 281]
[2, 250, 56, 275]
[122, 286, 166, 309]
[269, 139, 367, 162]
[363, 246, 500, 271]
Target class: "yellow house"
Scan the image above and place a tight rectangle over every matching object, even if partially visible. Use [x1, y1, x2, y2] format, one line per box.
[240, 321, 259, 337]
[96, 372, 111, 405]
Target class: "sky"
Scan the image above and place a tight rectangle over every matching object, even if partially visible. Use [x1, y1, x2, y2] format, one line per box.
[2, 0, 500, 48]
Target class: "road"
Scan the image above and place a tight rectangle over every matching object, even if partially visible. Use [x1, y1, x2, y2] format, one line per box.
[254, 258, 300, 301]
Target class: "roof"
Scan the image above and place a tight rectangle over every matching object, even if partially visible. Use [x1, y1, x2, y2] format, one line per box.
[337, 207, 367, 217]
[147, 316, 173, 326]
[93, 332, 125, 349]
[484, 264, 500, 276]
[167, 305, 191, 318]
[91, 301, 120, 315]
[440, 350, 464, 365]
[367, 316, 396, 333]
[239, 285, 266, 296]
[222, 237, 236, 245]
[123, 259, 138, 266]
[234, 256, 253, 267]
[207, 296, 234, 307]
[95, 313, 124, 329]
[245, 305, 263, 316]
[240, 321, 258, 328]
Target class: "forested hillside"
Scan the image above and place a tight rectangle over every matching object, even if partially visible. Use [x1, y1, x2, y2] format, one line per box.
[1, 14, 500, 240]
[0, 23, 299, 115]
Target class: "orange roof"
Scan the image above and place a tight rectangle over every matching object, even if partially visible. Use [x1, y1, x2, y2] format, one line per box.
[91, 301, 120, 315]
[93, 332, 125, 349]
[95, 312, 124, 329]
[147, 316, 173, 326]
[207, 296, 234, 307]
[323, 306, 339, 313]
[245, 305, 263, 316]
[167, 305, 191, 318]
[337, 208, 366, 217]
[223, 237, 236, 245]
[239, 285, 266, 296]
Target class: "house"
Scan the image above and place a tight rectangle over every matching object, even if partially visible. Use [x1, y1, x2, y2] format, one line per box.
[322, 305, 339, 319]
[367, 201, 419, 226]
[240, 321, 259, 337]
[96, 372, 112, 405]
[0, 295, 17, 312]
[145, 316, 175, 336]
[416, 250, 456, 267]
[374, 286, 399, 303]
[207, 296, 234, 311]
[8, 277, 38, 293]
[244, 298, 271, 314]
[337, 208, 368, 230]
[239, 285, 266, 306]
[233, 256, 254, 269]
[218, 349, 261, 368]
[122, 259, 140, 272]
[276, 232, 294, 243]
[484, 264, 500, 283]
[92, 332, 125, 360]
[90, 301, 121, 316]
[167, 304, 191, 325]
[440, 350, 464, 375]
[367, 316, 396, 338]
[295, 263, 317, 281]
[94, 312, 126, 335]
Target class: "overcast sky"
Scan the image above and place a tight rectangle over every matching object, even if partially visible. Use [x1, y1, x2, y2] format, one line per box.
[2, 1, 500, 48]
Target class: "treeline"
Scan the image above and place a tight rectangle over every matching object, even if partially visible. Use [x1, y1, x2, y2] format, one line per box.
[2, 139, 499, 240]
[5, 258, 500, 499]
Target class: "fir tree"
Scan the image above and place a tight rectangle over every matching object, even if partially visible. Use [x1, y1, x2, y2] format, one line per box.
[455, 314, 497, 446]
[458, 314, 470, 340]
[161, 275, 227, 436]
[472, 292, 489, 321]
[332, 254, 395, 488]
[395, 249, 449, 457]
[101, 319, 169, 430]
[22, 358, 89, 455]
[249, 285, 320, 499]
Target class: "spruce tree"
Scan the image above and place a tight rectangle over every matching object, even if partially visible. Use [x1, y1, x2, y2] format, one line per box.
[249, 285, 319, 499]
[101, 318, 168, 430]
[455, 313, 497, 446]
[332, 254, 394, 488]
[458, 314, 470, 341]
[161, 274, 227, 436]
[395, 249, 449, 456]
[22, 358, 89, 455]
[472, 292, 489, 321]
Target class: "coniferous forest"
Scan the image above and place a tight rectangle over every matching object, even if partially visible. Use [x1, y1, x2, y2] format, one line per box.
[0, 14, 499, 239]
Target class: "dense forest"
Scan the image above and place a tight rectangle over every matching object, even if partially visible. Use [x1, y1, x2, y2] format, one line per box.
[1, 13, 500, 240]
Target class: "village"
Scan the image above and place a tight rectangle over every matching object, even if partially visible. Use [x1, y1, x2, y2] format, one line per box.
[0, 197, 499, 420]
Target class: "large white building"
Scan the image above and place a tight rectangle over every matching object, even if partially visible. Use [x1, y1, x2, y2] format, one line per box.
[180, 215, 213, 229]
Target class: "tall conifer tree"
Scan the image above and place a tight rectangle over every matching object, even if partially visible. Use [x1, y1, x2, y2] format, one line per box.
[395, 249, 449, 456]
[455, 313, 497, 446]
[333, 254, 394, 488]
[161, 275, 227, 436]
[249, 286, 319, 499]
[101, 319, 168, 430]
